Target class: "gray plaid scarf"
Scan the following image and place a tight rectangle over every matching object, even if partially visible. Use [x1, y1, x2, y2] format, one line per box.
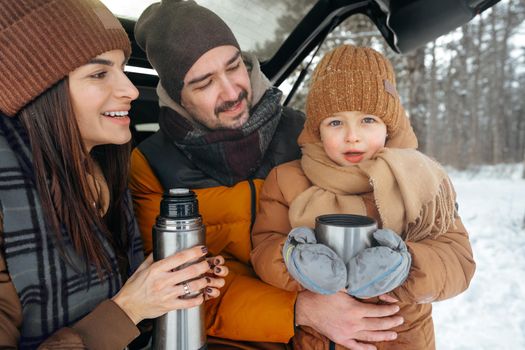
[158, 87, 283, 186]
[0, 115, 143, 349]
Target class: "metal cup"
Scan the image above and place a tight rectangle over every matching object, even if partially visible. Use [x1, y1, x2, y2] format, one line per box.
[315, 214, 377, 264]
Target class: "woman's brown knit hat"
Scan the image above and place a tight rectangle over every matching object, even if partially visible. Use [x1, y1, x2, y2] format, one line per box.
[300, 45, 410, 145]
[0, 0, 131, 117]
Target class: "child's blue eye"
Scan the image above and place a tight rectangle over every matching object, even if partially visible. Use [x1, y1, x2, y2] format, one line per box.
[362, 117, 376, 124]
[328, 120, 342, 127]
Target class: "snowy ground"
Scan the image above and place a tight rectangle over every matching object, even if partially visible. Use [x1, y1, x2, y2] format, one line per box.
[434, 163, 525, 350]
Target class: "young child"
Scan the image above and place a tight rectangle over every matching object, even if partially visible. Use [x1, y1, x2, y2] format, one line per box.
[250, 45, 475, 349]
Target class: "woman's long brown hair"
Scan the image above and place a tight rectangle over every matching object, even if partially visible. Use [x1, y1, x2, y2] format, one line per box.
[18, 79, 130, 277]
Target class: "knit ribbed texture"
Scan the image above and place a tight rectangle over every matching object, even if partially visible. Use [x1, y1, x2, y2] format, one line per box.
[303, 45, 406, 143]
[0, 0, 130, 116]
[135, 0, 240, 104]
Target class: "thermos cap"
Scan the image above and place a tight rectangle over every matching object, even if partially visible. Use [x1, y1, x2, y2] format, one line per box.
[169, 188, 190, 195]
[160, 188, 200, 219]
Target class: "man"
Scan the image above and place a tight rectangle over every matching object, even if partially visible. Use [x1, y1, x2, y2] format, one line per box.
[129, 1, 402, 348]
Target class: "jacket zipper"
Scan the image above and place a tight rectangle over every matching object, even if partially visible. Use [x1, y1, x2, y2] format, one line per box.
[248, 178, 256, 247]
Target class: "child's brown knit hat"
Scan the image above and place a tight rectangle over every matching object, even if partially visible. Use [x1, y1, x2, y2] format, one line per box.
[301, 45, 407, 144]
[0, 0, 131, 117]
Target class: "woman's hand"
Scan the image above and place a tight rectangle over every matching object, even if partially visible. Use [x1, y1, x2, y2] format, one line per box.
[204, 255, 228, 300]
[112, 246, 226, 324]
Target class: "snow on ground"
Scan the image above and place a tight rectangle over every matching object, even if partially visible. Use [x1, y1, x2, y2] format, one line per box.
[434, 163, 525, 350]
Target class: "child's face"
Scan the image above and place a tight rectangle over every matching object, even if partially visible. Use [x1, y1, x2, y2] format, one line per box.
[319, 111, 387, 166]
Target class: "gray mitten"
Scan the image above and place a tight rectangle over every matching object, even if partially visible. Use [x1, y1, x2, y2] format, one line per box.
[346, 229, 412, 298]
[282, 227, 347, 294]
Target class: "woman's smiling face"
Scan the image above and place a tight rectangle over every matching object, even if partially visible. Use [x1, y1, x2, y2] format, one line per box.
[68, 49, 139, 151]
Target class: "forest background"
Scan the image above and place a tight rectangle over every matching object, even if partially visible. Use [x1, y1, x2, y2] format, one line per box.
[257, 0, 524, 173]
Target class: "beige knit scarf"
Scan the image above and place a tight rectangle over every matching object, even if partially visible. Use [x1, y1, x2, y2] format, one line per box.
[289, 143, 457, 241]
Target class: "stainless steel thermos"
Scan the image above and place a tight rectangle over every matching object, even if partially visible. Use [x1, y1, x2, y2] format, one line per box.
[315, 214, 377, 264]
[152, 188, 207, 350]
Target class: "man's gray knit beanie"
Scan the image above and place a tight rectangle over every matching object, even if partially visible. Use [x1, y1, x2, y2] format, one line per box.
[135, 0, 240, 103]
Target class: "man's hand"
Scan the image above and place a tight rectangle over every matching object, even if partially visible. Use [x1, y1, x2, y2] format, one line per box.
[295, 291, 403, 350]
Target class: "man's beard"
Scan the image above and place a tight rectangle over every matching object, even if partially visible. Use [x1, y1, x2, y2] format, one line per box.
[182, 89, 252, 130]
[215, 89, 249, 115]
[212, 89, 251, 130]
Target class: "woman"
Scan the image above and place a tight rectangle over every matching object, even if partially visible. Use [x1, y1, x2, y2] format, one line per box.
[0, 0, 227, 348]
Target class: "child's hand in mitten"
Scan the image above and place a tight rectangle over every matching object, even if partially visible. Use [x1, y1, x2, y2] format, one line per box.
[282, 226, 346, 294]
[346, 229, 411, 298]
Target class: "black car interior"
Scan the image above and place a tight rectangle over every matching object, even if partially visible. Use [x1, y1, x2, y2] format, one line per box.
[119, 0, 501, 146]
